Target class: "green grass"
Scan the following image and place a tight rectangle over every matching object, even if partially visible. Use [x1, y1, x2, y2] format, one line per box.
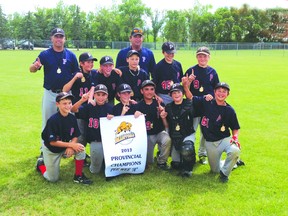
[0, 49, 287, 215]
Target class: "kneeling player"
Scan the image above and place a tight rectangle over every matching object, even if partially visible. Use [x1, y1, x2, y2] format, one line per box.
[37, 92, 92, 184]
[160, 84, 196, 177]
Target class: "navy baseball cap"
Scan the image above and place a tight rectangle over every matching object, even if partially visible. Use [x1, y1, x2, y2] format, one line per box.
[141, 80, 156, 89]
[94, 84, 108, 94]
[56, 92, 74, 102]
[196, 46, 210, 55]
[162, 42, 176, 54]
[127, 50, 140, 58]
[51, 28, 65, 37]
[130, 27, 143, 37]
[170, 83, 184, 94]
[214, 82, 230, 91]
[117, 84, 132, 93]
[79, 52, 97, 62]
[100, 56, 114, 65]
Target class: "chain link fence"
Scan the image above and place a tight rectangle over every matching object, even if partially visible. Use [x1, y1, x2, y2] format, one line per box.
[1, 38, 287, 56]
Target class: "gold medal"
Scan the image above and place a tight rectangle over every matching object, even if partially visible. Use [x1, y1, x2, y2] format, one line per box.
[57, 68, 61, 74]
[175, 124, 180, 131]
[220, 125, 225, 132]
[81, 76, 86, 82]
[199, 86, 204, 92]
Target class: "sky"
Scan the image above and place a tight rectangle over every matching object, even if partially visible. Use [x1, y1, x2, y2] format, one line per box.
[1, 0, 288, 15]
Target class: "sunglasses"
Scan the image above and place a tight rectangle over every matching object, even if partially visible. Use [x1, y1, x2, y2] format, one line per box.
[133, 29, 143, 33]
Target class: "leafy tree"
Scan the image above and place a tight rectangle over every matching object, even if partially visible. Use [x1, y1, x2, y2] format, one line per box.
[118, 0, 151, 40]
[150, 9, 165, 43]
[196, 12, 217, 42]
[18, 11, 38, 40]
[214, 8, 234, 42]
[69, 5, 87, 49]
[0, 6, 9, 38]
[186, 3, 212, 42]
[163, 10, 187, 42]
[268, 9, 288, 41]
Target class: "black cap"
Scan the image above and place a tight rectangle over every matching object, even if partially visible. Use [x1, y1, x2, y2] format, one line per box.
[56, 92, 74, 102]
[162, 42, 176, 54]
[127, 50, 140, 58]
[117, 83, 132, 93]
[51, 28, 65, 37]
[141, 80, 155, 89]
[79, 52, 97, 62]
[214, 82, 230, 91]
[170, 83, 184, 94]
[100, 56, 114, 65]
[94, 84, 108, 94]
[130, 27, 143, 37]
[196, 46, 210, 55]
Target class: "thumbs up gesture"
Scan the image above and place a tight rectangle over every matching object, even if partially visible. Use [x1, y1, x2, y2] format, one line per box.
[34, 57, 42, 70]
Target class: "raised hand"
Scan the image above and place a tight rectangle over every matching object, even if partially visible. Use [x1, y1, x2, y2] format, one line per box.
[34, 57, 42, 69]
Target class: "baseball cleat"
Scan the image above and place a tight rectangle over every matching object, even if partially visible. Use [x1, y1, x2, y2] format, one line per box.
[181, 171, 192, 177]
[199, 156, 208, 165]
[73, 173, 92, 185]
[157, 163, 171, 171]
[219, 170, 228, 183]
[36, 157, 44, 173]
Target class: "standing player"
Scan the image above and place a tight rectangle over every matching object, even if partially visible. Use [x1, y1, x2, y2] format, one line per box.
[183, 78, 241, 183]
[118, 50, 149, 102]
[153, 42, 183, 105]
[136, 80, 171, 170]
[37, 92, 92, 184]
[29, 28, 79, 157]
[93, 56, 123, 105]
[116, 27, 156, 77]
[71, 84, 114, 175]
[184, 46, 219, 164]
[63, 52, 98, 165]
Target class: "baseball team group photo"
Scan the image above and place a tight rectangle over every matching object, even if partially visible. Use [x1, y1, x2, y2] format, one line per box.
[1, 1, 287, 215]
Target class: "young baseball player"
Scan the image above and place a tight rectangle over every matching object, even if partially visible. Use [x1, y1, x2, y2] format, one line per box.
[153, 41, 183, 105]
[112, 83, 142, 117]
[29, 28, 79, 159]
[37, 92, 92, 184]
[136, 80, 171, 170]
[184, 46, 220, 165]
[160, 83, 196, 177]
[182, 78, 241, 183]
[93, 56, 123, 105]
[118, 50, 149, 102]
[71, 84, 114, 175]
[62, 52, 98, 165]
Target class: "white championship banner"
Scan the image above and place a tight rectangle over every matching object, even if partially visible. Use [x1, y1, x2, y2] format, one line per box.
[100, 115, 147, 177]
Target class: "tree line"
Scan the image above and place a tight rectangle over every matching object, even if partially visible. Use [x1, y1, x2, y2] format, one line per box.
[0, 0, 287, 43]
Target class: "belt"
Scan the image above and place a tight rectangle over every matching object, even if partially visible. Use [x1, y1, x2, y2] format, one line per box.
[50, 89, 62, 93]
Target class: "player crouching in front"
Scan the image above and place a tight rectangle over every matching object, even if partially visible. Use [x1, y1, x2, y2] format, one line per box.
[160, 84, 196, 177]
[36, 92, 92, 185]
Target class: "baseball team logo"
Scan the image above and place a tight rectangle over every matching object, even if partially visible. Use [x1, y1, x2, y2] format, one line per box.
[114, 121, 135, 145]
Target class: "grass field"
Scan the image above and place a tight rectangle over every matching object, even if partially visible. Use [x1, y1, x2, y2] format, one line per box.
[0, 49, 287, 215]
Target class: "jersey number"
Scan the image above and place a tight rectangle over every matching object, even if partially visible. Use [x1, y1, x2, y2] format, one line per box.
[88, 118, 99, 129]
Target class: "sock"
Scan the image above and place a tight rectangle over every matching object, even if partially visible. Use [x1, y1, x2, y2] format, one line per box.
[75, 159, 84, 176]
[39, 165, 46, 175]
